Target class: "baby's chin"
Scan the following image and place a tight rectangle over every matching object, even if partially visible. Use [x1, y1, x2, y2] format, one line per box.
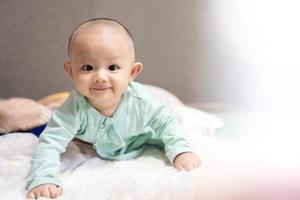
[87, 92, 122, 104]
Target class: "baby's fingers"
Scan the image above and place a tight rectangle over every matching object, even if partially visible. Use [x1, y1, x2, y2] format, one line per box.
[26, 191, 36, 199]
[49, 186, 63, 198]
[41, 187, 51, 198]
[195, 160, 201, 168]
[182, 163, 195, 171]
[175, 163, 185, 171]
[27, 190, 43, 199]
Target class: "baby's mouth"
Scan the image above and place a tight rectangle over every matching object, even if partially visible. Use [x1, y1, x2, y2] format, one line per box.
[91, 86, 112, 91]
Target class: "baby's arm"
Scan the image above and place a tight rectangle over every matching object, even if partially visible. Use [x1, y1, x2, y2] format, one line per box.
[26, 118, 76, 198]
[26, 92, 80, 198]
[27, 184, 63, 199]
[173, 152, 201, 171]
[148, 103, 200, 171]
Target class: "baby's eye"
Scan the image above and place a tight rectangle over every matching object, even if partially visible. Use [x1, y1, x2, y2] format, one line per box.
[81, 65, 94, 71]
[108, 65, 120, 72]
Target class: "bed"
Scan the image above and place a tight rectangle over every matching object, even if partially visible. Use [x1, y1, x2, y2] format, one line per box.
[1, 85, 300, 200]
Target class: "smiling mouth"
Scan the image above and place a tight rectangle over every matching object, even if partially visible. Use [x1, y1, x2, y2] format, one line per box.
[91, 87, 112, 91]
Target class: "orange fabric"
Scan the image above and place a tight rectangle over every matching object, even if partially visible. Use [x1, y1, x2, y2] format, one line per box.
[38, 92, 69, 110]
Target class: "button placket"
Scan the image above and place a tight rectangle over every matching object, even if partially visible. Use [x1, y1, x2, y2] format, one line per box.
[93, 119, 106, 149]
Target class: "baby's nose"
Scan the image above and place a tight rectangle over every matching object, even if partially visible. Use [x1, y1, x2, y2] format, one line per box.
[94, 69, 108, 82]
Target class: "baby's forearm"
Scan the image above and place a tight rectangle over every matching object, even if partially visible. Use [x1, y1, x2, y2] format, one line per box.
[27, 130, 74, 191]
[26, 141, 63, 191]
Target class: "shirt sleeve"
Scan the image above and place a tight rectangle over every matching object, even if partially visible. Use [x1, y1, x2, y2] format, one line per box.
[26, 92, 81, 191]
[148, 102, 193, 164]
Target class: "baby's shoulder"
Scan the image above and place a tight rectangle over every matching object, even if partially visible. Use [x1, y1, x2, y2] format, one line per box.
[127, 82, 165, 113]
[127, 82, 157, 104]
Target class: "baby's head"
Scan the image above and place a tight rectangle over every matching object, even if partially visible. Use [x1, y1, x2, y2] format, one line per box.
[67, 18, 136, 60]
[64, 18, 142, 109]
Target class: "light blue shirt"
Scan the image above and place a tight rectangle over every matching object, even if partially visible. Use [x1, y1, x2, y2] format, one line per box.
[27, 82, 192, 191]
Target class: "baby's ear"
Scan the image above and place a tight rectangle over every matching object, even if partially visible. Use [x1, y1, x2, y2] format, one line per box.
[130, 62, 143, 81]
[64, 61, 73, 78]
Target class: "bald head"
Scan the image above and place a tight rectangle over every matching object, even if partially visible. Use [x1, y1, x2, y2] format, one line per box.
[68, 18, 135, 60]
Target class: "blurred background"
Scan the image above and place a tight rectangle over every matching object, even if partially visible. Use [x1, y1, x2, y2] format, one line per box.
[0, 0, 299, 111]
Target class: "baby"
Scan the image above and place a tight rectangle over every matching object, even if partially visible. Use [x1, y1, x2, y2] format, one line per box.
[26, 18, 200, 199]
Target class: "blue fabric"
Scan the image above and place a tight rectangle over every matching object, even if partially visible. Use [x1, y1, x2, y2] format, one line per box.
[0, 124, 47, 136]
[29, 124, 47, 137]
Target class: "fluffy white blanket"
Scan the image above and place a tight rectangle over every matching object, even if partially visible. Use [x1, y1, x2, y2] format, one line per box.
[1, 110, 300, 200]
[0, 105, 228, 200]
[1, 85, 300, 199]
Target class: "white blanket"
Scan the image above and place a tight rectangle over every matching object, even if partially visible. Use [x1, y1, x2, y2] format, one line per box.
[0, 105, 229, 200]
[1, 84, 300, 199]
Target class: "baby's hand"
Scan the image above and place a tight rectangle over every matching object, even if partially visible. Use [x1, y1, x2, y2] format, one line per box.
[174, 152, 201, 171]
[27, 184, 63, 199]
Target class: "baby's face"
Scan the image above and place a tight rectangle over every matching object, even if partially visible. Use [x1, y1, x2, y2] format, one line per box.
[65, 26, 136, 108]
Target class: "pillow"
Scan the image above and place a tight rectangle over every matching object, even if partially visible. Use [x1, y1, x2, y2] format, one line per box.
[38, 91, 69, 110]
[144, 84, 224, 137]
[144, 84, 184, 107]
[174, 106, 224, 137]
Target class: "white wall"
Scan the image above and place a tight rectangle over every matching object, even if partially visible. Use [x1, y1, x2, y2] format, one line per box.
[196, 0, 300, 111]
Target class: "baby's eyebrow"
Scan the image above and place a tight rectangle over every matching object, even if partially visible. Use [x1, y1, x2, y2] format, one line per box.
[78, 55, 92, 59]
[110, 55, 121, 59]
